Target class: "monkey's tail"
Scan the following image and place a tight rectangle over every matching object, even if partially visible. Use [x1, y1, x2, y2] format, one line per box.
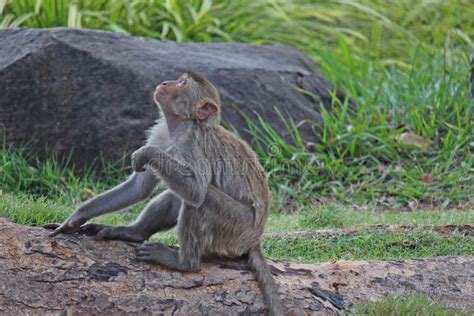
[248, 246, 284, 316]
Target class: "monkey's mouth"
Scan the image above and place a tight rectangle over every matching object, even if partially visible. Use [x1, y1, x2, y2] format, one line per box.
[154, 87, 170, 107]
[155, 87, 166, 97]
[155, 86, 166, 95]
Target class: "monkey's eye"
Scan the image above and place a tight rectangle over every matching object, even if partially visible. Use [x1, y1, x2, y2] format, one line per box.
[178, 79, 188, 86]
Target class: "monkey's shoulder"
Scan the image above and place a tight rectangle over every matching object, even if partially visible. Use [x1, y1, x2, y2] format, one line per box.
[195, 125, 256, 154]
[196, 125, 266, 174]
[171, 124, 264, 176]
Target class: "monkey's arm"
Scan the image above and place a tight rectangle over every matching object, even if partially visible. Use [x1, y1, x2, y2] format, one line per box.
[47, 170, 159, 237]
[132, 146, 209, 208]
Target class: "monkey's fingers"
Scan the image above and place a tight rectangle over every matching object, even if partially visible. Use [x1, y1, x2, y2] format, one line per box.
[136, 243, 169, 261]
[92, 228, 114, 241]
[48, 227, 64, 237]
[136, 247, 157, 261]
[137, 256, 156, 263]
[136, 252, 161, 263]
[48, 223, 78, 237]
[131, 151, 149, 173]
[78, 223, 109, 236]
[132, 159, 146, 173]
[137, 243, 160, 253]
[44, 223, 70, 237]
[138, 242, 169, 251]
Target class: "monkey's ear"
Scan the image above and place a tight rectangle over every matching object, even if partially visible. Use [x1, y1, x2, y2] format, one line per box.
[196, 101, 218, 120]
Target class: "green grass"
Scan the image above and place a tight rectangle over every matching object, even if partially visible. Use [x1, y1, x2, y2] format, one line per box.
[0, 192, 69, 226]
[0, 144, 126, 200]
[266, 204, 473, 232]
[263, 229, 473, 263]
[0, 144, 137, 225]
[356, 295, 472, 316]
[248, 49, 473, 206]
[0, 190, 151, 227]
[146, 219, 474, 262]
[104, 207, 474, 262]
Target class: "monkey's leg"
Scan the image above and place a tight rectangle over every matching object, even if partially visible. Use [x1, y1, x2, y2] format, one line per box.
[47, 169, 158, 236]
[137, 204, 202, 272]
[82, 190, 181, 242]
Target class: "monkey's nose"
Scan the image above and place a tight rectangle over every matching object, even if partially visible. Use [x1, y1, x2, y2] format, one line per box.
[161, 81, 169, 86]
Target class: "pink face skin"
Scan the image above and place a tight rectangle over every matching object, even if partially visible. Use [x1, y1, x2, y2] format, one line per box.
[153, 73, 218, 125]
[154, 74, 190, 114]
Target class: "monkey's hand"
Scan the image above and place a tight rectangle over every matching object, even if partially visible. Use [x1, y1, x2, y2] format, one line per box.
[132, 146, 162, 172]
[44, 213, 88, 237]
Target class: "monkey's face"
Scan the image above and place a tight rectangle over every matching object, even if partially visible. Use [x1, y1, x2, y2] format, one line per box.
[154, 72, 220, 123]
[154, 74, 192, 106]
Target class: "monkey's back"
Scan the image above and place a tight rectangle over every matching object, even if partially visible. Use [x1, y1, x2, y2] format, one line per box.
[193, 125, 270, 228]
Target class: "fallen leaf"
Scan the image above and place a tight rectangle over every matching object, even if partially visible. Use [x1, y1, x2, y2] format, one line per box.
[377, 164, 386, 174]
[407, 200, 419, 212]
[27, 166, 38, 175]
[80, 188, 96, 201]
[398, 132, 432, 149]
[420, 174, 435, 183]
[304, 142, 316, 151]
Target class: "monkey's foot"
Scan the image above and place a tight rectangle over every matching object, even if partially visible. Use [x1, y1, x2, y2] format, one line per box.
[80, 224, 147, 242]
[136, 242, 199, 272]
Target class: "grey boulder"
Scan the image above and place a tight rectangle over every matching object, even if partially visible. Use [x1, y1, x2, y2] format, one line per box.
[0, 28, 349, 167]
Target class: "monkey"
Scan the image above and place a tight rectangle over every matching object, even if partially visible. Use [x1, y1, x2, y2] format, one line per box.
[45, 73, 284, 315]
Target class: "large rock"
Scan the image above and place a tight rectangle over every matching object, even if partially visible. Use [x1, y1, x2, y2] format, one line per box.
[0, 28, 348, 167]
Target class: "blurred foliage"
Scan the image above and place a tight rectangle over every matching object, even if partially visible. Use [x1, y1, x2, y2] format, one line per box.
[1, 0, 472, 64]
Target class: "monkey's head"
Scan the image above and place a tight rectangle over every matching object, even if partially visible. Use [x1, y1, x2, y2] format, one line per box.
[154, 72, 221, 125]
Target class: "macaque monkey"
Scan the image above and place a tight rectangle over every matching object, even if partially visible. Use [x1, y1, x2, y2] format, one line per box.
[45, 73, 283, 315]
